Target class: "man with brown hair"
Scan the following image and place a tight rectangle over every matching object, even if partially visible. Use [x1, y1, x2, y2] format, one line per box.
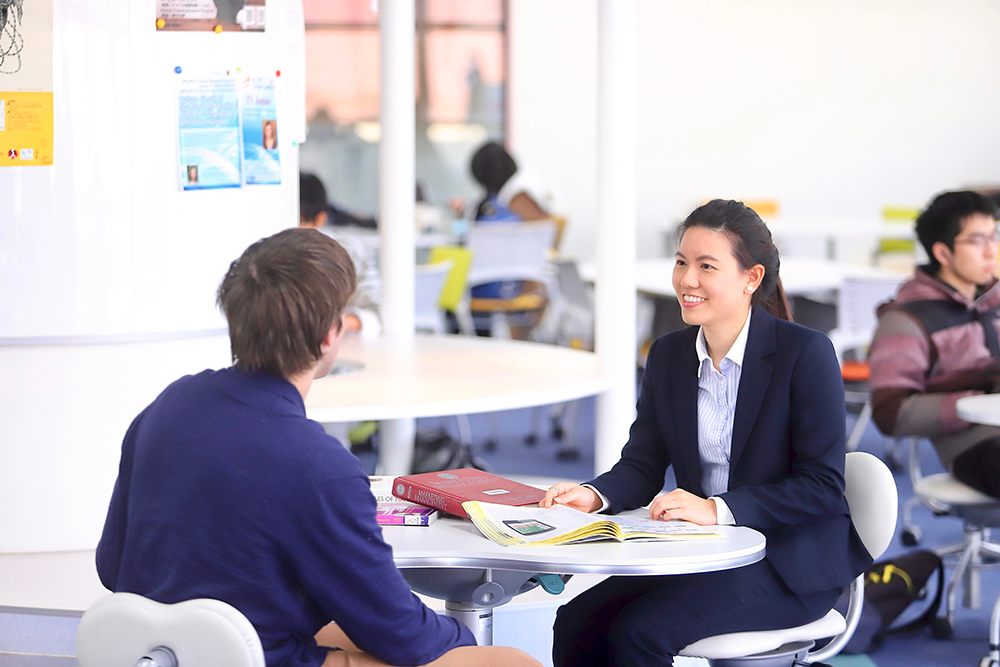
[97, 229, 539, 667]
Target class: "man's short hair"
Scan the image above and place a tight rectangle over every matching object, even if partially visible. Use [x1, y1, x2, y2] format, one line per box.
[300, 172, 328, 224]
[916, 191, 998, 271]
[217, 229, 357, 378]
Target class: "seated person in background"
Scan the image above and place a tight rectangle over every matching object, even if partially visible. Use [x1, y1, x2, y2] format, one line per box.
[540, 200, 870, 666]
[468, 141, 556, 222]
[300, 172, 381, 336]
[465, 141, 556, 338]
[869, 190, 1000, 498]
[96, 229, 539, 667]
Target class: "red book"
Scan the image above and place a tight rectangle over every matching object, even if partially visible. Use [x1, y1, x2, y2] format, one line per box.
[391, 469, 547, 519]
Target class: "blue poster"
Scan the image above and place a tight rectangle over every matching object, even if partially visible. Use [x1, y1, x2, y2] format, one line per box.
[177, 75, 242, 190]
[240, 75, 280, 185]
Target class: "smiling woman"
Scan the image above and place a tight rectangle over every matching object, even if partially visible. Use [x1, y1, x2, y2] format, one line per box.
[540, 199, 870, 667]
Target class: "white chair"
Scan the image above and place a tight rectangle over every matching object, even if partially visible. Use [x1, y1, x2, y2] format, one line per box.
[77, 592, 265, 667]
[463, 221, 558, 339]
[899, 438, 1000, 639]
[679, 452, 898, 667]
[414, 259, 453, 334]
[827, 275, 906, 456]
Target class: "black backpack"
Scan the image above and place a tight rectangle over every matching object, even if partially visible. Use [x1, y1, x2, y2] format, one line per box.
[835, 549, 945, 654]
[410, 429, 491, 475]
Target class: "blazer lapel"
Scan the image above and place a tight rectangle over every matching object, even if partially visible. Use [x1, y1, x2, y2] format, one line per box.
[729, 309, 775, 480]
[670, 328, 706, 494]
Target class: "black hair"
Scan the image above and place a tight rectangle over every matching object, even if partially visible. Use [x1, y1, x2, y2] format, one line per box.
[915, 191, 998, 272]
[470, 141, 518, 194]
[676, 199, 792, 321]
[299, 172, 328, 224]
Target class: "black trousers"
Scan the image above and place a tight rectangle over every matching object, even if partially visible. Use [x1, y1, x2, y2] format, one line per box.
[551, 559, 841, 667]
[952, 437, 1000, 498]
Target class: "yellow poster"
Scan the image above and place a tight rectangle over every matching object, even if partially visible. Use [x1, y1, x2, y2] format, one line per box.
[1, 0, 54, 167]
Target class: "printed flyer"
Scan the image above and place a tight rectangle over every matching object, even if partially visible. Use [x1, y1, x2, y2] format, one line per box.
[1, 0, 54, 167]
[240, 74, 280, 185]
[177, 74, 243, 190]
[156, 0, 266, 32]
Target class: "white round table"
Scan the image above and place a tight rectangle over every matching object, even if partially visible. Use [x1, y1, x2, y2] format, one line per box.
[305, 334, 609, 474]
[381, 514, 765, 645]
[956, 394, 1000, 427]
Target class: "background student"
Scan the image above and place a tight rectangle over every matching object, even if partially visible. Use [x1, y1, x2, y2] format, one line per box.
[869, 190, 1000, 498]
[541, 200, 871, 666]
[96, 229, 539, 667]
[299, 171, 381, 336]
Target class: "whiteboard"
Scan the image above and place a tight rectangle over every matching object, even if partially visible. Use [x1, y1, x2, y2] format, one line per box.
[0, 0, 304, 339]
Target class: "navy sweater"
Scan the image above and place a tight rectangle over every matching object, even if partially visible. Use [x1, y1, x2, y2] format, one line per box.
[97, 368, 474, 667]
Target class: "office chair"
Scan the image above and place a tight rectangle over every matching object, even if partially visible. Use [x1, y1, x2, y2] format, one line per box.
[679, 451, 898, 666]
[898, 438, 1000, 639]
[414, 259, 453, 334]
[827, 275, 907, 461]
[464, 221, 557, 340]
[77, 592, 265, 667]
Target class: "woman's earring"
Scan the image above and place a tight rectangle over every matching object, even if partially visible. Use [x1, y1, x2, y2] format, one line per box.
[746, 286, 754, 294]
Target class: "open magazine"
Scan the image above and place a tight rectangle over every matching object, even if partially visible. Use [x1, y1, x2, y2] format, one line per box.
[462, 501, 725, 547]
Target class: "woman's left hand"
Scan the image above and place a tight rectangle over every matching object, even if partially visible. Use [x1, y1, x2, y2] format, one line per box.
[648, 489, 718, 526]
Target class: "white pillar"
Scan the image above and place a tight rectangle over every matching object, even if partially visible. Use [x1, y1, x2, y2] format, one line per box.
[379, 0, 416, 337]
[377, 0, 417, 475]
[594, 0, 638, 475]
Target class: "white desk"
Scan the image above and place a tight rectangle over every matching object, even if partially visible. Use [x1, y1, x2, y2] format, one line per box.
[952, 394, 1000, 667]
[382, 515, 765, 645]
[307, 334, 606, 422]
[957, 394, 1000, 427]
[765, 215, 915, 261]
[306, 334, 609, 473]
[0, 519, 764, 654]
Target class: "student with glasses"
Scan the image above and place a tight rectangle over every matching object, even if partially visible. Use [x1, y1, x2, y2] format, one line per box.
[870, 190, 1000, 499]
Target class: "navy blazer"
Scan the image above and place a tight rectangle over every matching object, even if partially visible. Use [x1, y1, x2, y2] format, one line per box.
[590, 307, 872, 595]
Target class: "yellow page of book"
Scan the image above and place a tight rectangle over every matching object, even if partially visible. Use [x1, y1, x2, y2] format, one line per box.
[463, 501, 724, 547]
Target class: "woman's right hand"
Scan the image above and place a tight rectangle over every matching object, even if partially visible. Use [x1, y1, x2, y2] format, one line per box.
[540, 483, 602, 513]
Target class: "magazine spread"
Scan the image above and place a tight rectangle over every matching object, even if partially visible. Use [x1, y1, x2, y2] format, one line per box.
[462, 501, 726, 547]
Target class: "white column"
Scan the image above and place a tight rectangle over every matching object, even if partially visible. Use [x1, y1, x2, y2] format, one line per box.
[594, 0, 638, 475]
[379, 0, 416, 337]
[377, 0, 416, 474]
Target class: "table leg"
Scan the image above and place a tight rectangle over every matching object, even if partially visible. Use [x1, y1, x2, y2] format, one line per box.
[445, 601, 494, 646]
[376, 417, 416, 475]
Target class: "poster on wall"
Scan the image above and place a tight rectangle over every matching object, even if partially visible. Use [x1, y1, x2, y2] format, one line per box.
[240, 74, 280, 185]
[156, 0, 266, 32]
[0, 0, 54, 167]
[177, 74, 243, 190]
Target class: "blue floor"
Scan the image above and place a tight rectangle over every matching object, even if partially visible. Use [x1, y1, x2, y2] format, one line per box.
[358, 398, 998, 667]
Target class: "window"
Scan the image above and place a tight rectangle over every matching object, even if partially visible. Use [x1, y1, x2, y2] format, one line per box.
[301, 0, 508, 220]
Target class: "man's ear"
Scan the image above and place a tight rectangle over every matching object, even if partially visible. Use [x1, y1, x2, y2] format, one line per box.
[931, 241, 952, 267]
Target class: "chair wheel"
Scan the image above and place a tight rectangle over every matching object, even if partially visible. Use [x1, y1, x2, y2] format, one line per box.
[551, 425, 565, 440]
[929, 616, 953, 639]
[901, 527, 922, 546]
[978, 658, 998, 667]
[483, 439, 497, 452]
[524, 434, 538, 446]
[556, 449, 580, 462]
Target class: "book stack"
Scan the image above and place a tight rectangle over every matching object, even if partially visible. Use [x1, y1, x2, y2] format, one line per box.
[389, 468, 547, 519]
[369, 476, 439, 526]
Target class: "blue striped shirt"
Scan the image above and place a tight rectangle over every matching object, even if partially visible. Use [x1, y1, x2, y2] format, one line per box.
[696, 309, 753, 501]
